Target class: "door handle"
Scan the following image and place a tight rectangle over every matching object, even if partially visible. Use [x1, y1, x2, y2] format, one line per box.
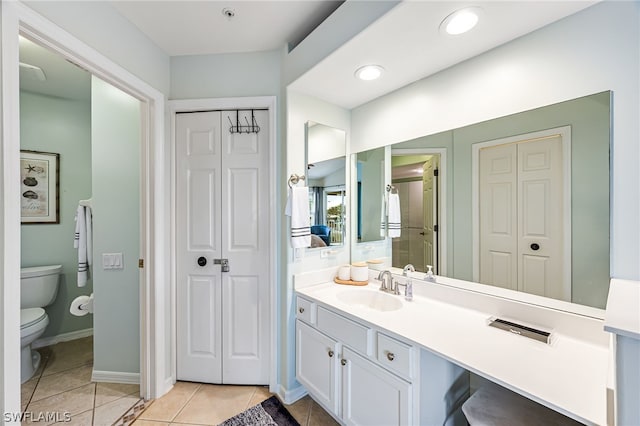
[214, 258, 230, 272]
[530, 243, 540, 251]
[419, 232, 425, 235]
[197, 256, 207, 267]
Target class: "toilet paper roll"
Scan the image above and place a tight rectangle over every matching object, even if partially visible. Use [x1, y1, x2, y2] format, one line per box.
[70, 294, 93, 316]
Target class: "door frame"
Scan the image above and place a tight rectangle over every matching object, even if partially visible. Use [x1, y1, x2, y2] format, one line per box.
[391, 148, 447, 275]
[1, 1, 170, 410]
[169, 98, 278, 392]
[471, 126, 572, 299]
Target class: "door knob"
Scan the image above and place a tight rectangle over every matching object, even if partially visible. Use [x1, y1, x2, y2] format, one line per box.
[197, 256, 207, 267]
[530, 243, 540, 251]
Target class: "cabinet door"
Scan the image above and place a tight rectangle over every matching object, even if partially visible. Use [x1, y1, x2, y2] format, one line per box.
[296, 320, 339, 412]
[341, 347, 412, 426]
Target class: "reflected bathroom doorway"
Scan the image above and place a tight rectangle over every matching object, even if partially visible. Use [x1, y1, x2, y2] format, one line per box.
[391, 150, 446, 274]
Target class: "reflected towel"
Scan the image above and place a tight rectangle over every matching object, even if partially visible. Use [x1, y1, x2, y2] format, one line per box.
[387, 193, 401, 238]
[380, 194, 387, 237]
[74, 205, 92, 287]
[285, 186, 311, 248]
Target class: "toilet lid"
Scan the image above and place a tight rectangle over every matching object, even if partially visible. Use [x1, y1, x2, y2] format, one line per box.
[21, 308, 46, 328]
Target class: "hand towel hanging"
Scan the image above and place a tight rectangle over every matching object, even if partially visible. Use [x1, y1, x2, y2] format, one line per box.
[387, 193, 401, 238]
[74, 205, 93, 287]
[285, 186, 311, 248]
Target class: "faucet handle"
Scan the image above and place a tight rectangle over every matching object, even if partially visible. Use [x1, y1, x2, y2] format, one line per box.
[403, 264, 415, 276]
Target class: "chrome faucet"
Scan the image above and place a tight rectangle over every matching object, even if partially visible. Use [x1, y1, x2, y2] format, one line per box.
[377, 270, 393, 293]
[403, 264, 415, 276]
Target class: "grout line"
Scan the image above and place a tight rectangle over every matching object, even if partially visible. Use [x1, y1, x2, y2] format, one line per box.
[170, 382, 202, 422]
[246, 386, 258, 409]
[305, 397, 312, 426]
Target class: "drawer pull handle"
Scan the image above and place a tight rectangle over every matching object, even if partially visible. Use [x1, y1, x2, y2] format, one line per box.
[386, 352, 395, 361]
[341, 359, 347, 366]
[328, 350, 334, 358]
[298, 307, 305, 314]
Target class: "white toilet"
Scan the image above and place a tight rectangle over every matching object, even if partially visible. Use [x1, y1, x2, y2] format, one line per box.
[20, 264, 62, 383]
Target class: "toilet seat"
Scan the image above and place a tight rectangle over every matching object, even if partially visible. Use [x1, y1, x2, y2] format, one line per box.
[20, 308, 47, 330]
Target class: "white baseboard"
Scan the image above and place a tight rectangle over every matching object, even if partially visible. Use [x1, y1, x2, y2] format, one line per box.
[278, 383, 308, 405]
[92, 370, 140, 385]
[32, 328, 93, 349]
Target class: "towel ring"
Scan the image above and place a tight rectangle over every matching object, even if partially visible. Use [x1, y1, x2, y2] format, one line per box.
[288, 174, 306, 188]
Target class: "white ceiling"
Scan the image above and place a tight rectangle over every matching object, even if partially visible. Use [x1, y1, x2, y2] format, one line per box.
[111, 0, 343, 56]
[289, 1, 597, 109]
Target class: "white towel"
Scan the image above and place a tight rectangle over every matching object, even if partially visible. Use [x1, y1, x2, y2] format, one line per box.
[380, 194, 387, 237]
[285, 186, 311, 248]
[74, 205, 92, 287]
[387, 193, 401, 238]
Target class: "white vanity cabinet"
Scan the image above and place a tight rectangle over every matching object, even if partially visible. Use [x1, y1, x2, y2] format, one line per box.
[295, 296, 415, 425]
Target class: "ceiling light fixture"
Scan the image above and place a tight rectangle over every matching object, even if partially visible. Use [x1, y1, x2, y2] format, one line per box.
[440, 7, 481, 35]
[354, 65, 384, 81]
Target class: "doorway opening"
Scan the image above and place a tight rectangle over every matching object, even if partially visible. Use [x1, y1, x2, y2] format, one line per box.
[2, 2, 169, 409]
[390, 149, 447, 275]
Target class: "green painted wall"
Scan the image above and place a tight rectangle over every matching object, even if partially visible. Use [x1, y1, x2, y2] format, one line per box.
[20, 91, 93, 338]
[91, 77, 141, 374]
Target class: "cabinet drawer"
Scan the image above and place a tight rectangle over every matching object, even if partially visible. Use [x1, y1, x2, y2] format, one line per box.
[296, 296, 315, 324]
[376, 332, 413, 379]
[317, 306, 371, 355]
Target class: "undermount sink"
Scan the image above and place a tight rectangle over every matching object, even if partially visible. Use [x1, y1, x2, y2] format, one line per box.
[337, 289, 403, 312]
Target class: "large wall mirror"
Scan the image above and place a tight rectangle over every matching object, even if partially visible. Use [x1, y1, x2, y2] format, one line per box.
[352, 91, 611, 309]
[305, 121, 346, 249]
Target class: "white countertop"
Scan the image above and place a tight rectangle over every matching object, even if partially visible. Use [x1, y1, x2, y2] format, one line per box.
[296, 279, 610, 426]
[604, 278, 640, 340]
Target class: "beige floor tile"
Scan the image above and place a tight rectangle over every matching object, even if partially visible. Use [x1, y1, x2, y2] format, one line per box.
[92, 394, 140, 426]
[52, 409, 93, 425]
[131, 420, 169, 426]
[25, 383, 96, 420]
[308, 399, 339, 426]
[21, 377, 39, 410]
[95, 382, 140, 407]
[43, 337, 93, 376]
[137, 381, 201, 422]
[285, 395, 313, 426]
[172, 384, 257, 425]
[247, 385, 273, 407]
[31, 363, 93, 402]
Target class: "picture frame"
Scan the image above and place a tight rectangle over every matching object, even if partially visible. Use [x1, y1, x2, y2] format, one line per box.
[20, 150, 60, 224]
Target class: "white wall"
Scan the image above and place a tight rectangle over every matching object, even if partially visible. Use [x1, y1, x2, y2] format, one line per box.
[23, 1, 170, 95]
[91, 77, 141, 375]
[284, 90, 350, 391]
[351, 1, 639, 283]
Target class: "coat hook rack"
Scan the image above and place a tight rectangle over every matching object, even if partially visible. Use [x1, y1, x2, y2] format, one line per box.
[228, 109, 261, 134]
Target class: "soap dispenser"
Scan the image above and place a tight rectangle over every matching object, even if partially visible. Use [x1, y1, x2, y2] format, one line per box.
[425, 265, 436, 282]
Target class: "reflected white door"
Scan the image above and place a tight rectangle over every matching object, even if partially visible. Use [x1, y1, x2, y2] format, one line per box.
[176, 110, 270, 384]
[422, 158, 435, 273]
[479, 136, 564, 299]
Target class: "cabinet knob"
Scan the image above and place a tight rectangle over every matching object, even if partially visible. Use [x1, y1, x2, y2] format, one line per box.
[341, 359, 347, 366]
[530, 243, 540, 251]
[298, 307, 305, 314]
[197, 256, 207, 267]
[328, 350, 334, 358]
[386, 352, 395, 361]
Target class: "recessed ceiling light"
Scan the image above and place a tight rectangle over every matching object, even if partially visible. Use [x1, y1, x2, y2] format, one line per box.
[440, 7, 482, 35]
[354, 65, 384, 81]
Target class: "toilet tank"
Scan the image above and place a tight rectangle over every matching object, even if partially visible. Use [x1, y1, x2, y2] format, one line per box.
[20, 265, 62, 309]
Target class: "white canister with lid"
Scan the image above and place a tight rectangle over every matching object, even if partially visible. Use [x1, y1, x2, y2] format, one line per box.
[350, 262, 369, 282]
[337, 265, 351, 281]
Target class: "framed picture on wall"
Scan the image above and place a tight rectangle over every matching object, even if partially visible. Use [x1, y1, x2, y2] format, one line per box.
[20, 150, 60, 224]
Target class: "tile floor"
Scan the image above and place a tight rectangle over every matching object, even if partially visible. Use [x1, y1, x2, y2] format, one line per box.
[21, 336, 142, 425]
[133, 382, 339, 426]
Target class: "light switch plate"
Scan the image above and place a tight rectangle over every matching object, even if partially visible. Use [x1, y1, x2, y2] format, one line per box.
[102, 253, 124, 270]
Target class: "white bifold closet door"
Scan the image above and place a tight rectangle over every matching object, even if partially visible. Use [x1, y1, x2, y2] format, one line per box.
[479, 135, 565, 300]
[176, 110, 270, 384]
